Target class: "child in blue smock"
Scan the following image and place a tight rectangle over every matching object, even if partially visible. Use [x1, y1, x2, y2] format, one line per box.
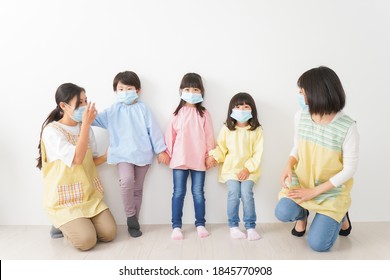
[93, 71, 169, 237]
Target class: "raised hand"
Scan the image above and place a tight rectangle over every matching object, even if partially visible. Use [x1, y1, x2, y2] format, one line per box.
[82, 102, 97, 126]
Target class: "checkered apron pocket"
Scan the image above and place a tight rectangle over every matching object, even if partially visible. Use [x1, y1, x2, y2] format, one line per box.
[57, 183, 83, 207]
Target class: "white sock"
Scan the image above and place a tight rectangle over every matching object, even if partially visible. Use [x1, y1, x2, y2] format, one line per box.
[230, 227, 246, 239]
[197, 226, 209, 238]
[247, 228, 261, 241]
[171, 227, 184, 240]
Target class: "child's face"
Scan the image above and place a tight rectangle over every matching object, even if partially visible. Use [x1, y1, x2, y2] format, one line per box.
[234, 103, 251, 111]
[181, 87, 201, 94]
[116, 81, 138, 93]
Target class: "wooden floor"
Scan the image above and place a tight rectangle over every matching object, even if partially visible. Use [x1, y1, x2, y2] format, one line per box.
[1, 222, 390, 260]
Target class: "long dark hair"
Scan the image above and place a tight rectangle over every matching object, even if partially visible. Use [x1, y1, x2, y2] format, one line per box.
[36, 83, 85, 169]
[297, 66, 345, 116]
[173, 73, 206, 117]
[225, 92, 261, 131]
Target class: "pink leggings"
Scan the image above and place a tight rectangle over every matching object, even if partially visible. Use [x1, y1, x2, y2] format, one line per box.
[117, 162, 150, 218]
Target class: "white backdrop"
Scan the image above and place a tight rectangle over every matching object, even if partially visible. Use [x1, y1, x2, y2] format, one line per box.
[0, 0, 389, 225]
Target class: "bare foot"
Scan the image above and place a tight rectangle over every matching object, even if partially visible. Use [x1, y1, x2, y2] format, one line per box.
[341, 217, 350, 230]
[294, 219, 307, 232]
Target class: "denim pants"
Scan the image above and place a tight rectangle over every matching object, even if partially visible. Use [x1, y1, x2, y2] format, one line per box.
[275, 197, 343, 252]
[172, 169, 206, 228]
[226, 180, 257, 229]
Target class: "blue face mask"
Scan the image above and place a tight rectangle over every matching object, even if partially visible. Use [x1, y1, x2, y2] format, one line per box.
[117, 90, 138, 105]
[66, 105, 86, 123]
[296, 93, 308, 110]
[230, 109, 252, 123]
[181, 92, 203, 104]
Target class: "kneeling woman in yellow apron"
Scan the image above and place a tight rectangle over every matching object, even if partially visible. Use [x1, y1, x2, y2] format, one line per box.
[37, 83, 117, 251]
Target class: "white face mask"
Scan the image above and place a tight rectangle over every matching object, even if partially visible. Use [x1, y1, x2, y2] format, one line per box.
[65, 103, 86, 122]
[296, 93, 308, 110]
[230, 109, 252, 123]
[116, 90, 138, 105]
[181, 92, 203, 104]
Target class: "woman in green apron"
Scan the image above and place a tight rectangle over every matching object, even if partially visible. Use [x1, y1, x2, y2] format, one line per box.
[275, 66, 359, 252]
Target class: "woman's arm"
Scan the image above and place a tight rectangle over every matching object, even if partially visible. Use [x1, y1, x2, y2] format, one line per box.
[73, 103, 97, 165]
[329, 123, 359, 186]
[281, 156, 298, 188]
[288, 122, 359, 203]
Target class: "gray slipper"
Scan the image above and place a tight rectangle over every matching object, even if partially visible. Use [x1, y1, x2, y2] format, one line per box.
[50, 226, 64, 239]
[127, 215, 142, 237]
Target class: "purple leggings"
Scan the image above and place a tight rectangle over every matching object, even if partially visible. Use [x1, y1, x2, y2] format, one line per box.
[117, 162, 150, 218]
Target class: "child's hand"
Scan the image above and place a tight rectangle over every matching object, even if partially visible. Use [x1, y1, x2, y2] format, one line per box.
[237, 168, 250, 181]
[102, 149, 108, 161]
[157, 151, 170, 165]
[205, 156, 217, 170]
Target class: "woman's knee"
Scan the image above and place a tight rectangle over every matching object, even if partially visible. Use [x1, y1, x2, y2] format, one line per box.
[274, 198, 297, 222]
[94, 210, 117, 243]
[307, 214, 339, 252]
[98, 225, 117, 242]
[70, 231, 97, 251]
[307, 235, 334, 252]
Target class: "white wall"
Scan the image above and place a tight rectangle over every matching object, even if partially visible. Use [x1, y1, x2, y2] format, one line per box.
[0, 0, 389, 225]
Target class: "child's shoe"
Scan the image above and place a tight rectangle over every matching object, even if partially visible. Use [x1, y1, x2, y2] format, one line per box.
[127, 216, 142, 238]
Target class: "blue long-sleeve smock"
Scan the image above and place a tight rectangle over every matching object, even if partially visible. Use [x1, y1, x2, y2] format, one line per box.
[93, 101, 166, 165]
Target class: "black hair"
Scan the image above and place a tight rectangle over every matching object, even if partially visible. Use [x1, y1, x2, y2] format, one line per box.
[225, 92, 261, 131]
[36, 83, 85, 169]
[297, 66, 346, 116]
[173, 73, 206, 117]
[113, 71, 141, 91]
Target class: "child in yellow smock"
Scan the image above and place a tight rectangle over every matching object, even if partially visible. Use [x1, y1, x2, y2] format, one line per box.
[209, 92, 263, 241]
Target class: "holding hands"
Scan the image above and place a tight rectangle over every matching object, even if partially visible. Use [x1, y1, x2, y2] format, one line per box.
[157, 151, 170, 165]
[205, 156, 217, 170]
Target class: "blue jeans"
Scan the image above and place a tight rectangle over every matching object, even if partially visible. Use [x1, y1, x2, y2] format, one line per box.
[275, 197, 343, 252]
[172, 169, 206, 228]
[226, 180, 257, 229]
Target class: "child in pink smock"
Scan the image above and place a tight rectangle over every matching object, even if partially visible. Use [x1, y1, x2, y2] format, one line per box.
[164, 73, 215, 240]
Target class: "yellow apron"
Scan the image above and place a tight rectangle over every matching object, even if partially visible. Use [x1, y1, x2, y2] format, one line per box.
[279, 111, 355, 222]
[41, 122, 108, 228]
